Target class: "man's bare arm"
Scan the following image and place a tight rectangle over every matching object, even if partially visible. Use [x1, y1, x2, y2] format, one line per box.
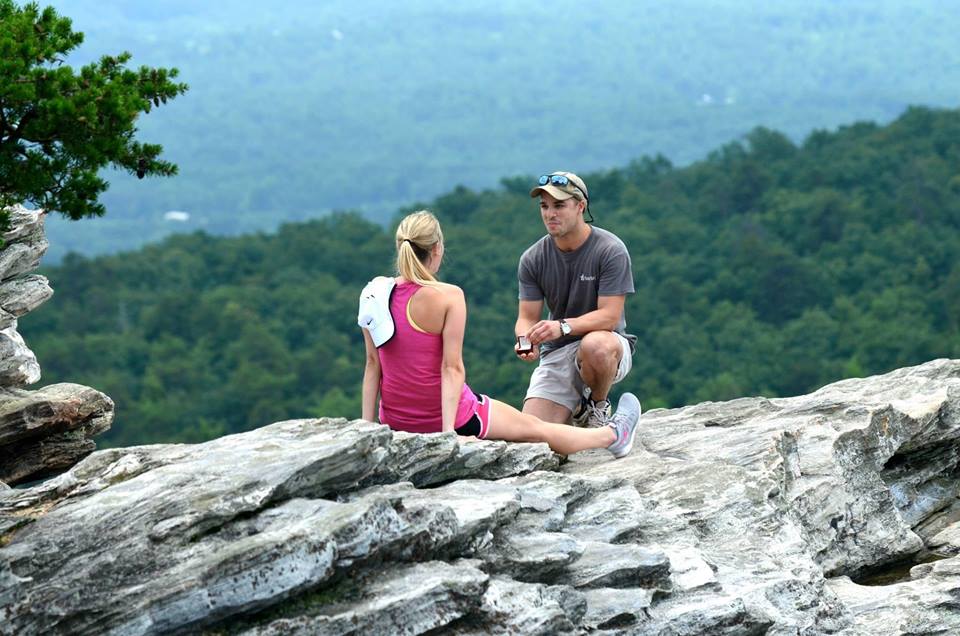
[562, 294, 625, 335]
[526, 295, 625, 344]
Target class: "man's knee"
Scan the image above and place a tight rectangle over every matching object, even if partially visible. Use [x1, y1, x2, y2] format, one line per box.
[578, 331, 622, 371]
[523, 397, 572, 425]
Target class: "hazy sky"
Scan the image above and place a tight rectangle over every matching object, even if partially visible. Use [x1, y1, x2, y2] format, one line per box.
[38, 0, 960, 257]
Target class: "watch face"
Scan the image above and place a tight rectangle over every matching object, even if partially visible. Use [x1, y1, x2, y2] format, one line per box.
[561, 321, 571, 335]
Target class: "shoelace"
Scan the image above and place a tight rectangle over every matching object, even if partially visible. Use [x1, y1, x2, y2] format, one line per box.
[587, 401, 612, 425]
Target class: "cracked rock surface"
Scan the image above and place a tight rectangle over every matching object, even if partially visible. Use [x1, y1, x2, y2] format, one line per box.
[3, 360, 960, 634]
[0, 205, 112, 485]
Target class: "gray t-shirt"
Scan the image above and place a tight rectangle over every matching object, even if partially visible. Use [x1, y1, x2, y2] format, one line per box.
[518, 226, 636, 355]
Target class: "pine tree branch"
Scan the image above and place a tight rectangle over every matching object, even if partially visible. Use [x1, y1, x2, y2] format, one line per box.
[10, 109, 36, 143]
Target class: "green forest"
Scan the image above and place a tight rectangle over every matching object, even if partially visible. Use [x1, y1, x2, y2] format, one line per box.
[21, 106, 960, 447]
[39, 0, 960, 260]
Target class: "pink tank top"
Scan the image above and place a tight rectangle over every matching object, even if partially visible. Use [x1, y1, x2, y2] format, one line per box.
[378, 281, 479, 433]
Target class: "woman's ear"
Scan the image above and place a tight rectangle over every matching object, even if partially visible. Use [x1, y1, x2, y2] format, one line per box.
[428, 242, 443, 271]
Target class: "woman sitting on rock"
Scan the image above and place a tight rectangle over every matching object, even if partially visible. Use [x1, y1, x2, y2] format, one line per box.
[358, 210, 639, 458]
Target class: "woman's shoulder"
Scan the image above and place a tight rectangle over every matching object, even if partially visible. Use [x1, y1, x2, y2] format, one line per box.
[435, 281, 464, 294]
[439, 282, 465, 302]
[413, 280, 460, 293]
[417, 282, 464, 304]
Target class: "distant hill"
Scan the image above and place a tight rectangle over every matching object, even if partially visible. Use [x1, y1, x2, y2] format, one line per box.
[37, 0, 960, 260]
[22, 106, 960, 446]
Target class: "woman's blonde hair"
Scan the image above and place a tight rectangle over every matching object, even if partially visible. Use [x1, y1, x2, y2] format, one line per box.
[395, 210, 443, 286]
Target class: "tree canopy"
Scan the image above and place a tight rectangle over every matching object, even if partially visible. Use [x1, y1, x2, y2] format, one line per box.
[0, 0, 186, 230]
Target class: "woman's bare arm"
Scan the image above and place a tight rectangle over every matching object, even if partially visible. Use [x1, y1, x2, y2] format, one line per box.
[439, 285, 468, 433]
[361, 328, 381, 421]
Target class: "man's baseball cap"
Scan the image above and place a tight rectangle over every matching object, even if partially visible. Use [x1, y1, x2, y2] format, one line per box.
[529, 171, 589, 202]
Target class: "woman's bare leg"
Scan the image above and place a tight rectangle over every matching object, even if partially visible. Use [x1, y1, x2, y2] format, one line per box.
[486, 398, 615, 455]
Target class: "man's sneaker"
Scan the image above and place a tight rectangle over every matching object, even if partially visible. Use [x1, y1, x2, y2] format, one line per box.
[572, 388, 613, 428]
[607, 392, 642, 459]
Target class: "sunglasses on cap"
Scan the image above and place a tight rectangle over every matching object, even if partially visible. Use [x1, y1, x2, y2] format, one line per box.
[538, 174, 586, 197]
[537, 174, 594, 223]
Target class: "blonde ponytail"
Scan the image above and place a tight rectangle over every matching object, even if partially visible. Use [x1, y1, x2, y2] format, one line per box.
[395, 210, 443, 286]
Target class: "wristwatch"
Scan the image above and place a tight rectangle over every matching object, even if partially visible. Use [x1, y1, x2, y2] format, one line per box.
[559, 319, 572, 336]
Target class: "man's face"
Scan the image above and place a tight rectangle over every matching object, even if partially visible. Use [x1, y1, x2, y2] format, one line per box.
[539, 191, 584, 238]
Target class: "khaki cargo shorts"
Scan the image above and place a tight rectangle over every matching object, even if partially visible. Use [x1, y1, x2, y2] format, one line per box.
[524, 333, 633, 412]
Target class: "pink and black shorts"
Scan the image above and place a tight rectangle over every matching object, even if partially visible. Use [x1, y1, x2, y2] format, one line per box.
[455, 392, 491, 439]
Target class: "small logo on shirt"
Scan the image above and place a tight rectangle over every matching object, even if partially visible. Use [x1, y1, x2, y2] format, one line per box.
[579, 274, 596, 282]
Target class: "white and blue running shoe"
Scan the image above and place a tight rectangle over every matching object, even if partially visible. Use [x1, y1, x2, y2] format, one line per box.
[607, 392, 642, 459]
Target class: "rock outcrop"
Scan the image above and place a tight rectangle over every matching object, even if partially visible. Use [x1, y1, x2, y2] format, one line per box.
[0, 205, 113, 486]
[2, 359, 960, 634]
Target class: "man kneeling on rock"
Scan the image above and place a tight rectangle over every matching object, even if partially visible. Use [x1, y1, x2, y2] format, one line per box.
[515, 171, 639, 428]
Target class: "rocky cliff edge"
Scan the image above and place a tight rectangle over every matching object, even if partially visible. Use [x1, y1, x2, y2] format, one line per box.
[3, 359, 960, 635]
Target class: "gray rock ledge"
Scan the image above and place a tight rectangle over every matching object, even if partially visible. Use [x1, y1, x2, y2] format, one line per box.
[1, 359, 960, 634]
[0, 383, 114, 485]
